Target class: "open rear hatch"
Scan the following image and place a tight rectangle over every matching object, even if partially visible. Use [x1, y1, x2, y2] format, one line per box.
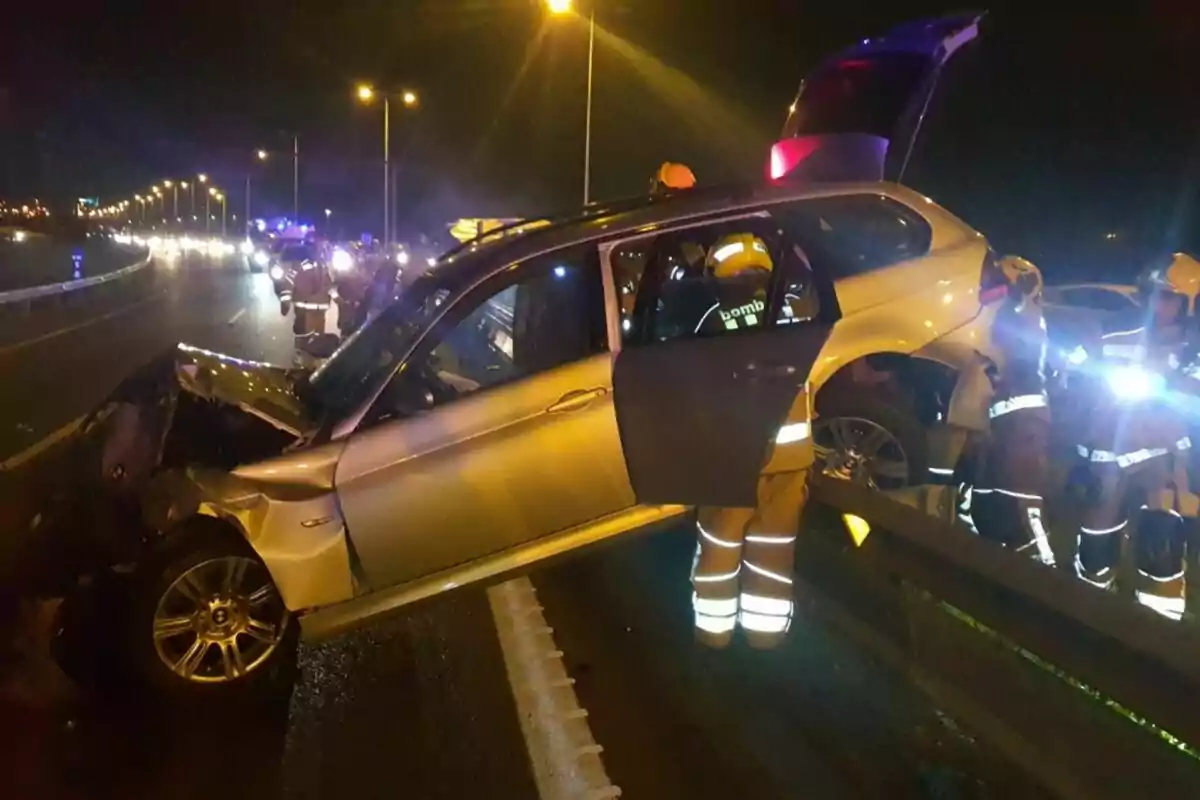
[770, 13, 984, 183]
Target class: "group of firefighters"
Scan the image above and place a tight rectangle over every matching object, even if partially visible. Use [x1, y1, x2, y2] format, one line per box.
[646, 160, 1200, 650]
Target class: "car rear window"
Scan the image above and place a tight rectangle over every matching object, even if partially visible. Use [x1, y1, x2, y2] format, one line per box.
[784, 52, 930, 139]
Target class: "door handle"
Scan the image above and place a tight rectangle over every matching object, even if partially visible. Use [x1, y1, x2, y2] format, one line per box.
[547, 387, 608, 413]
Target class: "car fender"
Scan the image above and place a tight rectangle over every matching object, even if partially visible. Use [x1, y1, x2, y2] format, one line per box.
[185, 446, 358, 613]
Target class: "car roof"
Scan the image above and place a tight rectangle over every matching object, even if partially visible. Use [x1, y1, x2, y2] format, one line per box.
[430, 180, 974, 289]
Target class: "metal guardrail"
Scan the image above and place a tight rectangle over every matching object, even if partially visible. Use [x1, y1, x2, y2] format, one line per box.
[804, 475, 1200, 797]
[0, 249, 151, 305]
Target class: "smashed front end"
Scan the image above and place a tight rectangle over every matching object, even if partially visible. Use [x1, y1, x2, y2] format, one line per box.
[8, 344, 315, 595]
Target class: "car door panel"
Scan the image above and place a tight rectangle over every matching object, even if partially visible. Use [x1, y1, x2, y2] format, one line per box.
[335, 353, 634, 591]
[771, 12, 984, 182]
[614, 324, 832, 508]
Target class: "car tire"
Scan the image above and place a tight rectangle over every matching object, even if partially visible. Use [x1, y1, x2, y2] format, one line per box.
[813, 388, 928, 490]
[128, 517, 297, 703]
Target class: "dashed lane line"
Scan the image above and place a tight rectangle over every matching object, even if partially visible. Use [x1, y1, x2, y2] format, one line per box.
[487, 577, 621, 800]
[227, 307, 247, 326]
[0, 415, 85, 472]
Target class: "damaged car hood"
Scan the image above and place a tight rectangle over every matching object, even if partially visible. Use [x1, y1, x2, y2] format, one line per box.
[173, 343, 311, 436]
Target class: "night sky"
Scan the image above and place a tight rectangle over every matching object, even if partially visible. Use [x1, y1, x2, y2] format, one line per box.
[3, 2, 1198, 277]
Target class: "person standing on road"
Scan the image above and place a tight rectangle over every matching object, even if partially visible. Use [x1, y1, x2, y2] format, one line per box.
[1071, 253, 1200, 619]
[690, 232, 812, 649]
[965, 256, 1055, 564]
[287, 257, 333, 366]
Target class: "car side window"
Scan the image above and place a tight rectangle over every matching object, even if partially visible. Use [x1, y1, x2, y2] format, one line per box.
[621, 215, 822, 345]
[775, 194, 932, 279]
[369, 246, 608, 424]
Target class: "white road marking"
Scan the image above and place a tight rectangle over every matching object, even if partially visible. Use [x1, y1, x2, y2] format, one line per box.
[227, 307, 247, 326]
[0, 414, 85, 472]
[0, 291, 163, 357]
[487, 578, 620, 800]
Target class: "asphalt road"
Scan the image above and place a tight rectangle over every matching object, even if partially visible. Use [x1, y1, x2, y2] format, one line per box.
[0, 257, 1044, 799]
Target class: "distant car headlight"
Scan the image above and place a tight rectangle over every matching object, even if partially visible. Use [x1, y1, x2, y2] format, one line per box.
[269, 265, 285, 281]
[253, 251, 270, 267]
[1105, 364, 1165, 403]
[331, 248, 354, 272]
[239, 240, 255, 256]
[396, 250, 410, 266]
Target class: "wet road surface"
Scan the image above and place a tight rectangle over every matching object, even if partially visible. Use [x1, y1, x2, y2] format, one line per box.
[0, 255, 1045, 798]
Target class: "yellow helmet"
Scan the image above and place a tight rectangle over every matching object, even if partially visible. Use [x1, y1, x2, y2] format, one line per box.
[1142, 253, 1200, 313]
[651, 162, 696, 193]
[999, 255, 1043, 299]
[706, 232, 773, 279]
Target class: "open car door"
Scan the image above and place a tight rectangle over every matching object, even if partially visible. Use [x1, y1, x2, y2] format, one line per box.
[611, 215, 837, 509]
[769, 12, 984, 183]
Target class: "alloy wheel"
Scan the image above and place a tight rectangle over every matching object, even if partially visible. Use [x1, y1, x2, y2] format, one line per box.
[813, 416, 911, 491]
[152, 556, 287, 684]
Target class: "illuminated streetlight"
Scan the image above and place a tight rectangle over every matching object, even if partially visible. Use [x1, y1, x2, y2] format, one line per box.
[257, 149, 268, 161]
[546, 0, 596, 204]
[198, 174, 207, 184]
[355, 82, 420, 246]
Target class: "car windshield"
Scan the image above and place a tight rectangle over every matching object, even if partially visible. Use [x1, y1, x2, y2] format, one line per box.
[303, 274, 453, 415]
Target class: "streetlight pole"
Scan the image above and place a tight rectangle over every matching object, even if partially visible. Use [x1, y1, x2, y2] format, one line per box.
[583, 7, 595, 205]
[384, 95, 390, 247]
[356, 85, 417, 249]
[188, 181, 195, 228]
[547, 0, 596, 205]
[205, 191, 212, 234]
[293, 135, 299, 221]
[221, 194, 227, 237]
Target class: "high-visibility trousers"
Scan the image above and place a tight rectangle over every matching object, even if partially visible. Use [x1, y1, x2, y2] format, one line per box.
[972, 382, 1054, 565]
[692, 468, 808, 650]
[1075, 436, 1192, 620]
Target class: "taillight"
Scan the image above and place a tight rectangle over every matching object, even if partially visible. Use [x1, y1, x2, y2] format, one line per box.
[978, 249, 1008, 305]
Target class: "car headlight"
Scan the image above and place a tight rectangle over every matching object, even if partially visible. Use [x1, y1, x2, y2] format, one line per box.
[1064, 345, 1088, 366]
[331, 248, 354, 272]
[269, 265, 285, 281]
[239, 240, 255, 256]
[253, 251, 269, 267]
[1105, 364, 1165, 403]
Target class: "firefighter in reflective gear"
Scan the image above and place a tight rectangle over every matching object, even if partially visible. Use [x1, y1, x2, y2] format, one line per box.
[966, 256, 1055, 564]
[1072, 253, 1200, 619]
[694, 232, 773, 335]
[691, 235, 810, 648]
[649, 162, 697, 196]
[287, 257, 334, 365]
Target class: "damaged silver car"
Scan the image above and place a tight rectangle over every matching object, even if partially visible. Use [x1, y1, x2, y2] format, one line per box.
[31, 184, 860, 696]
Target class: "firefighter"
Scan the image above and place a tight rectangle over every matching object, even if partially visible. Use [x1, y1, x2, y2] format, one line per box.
[691, 232, 811, 649]
[649, 162, 697, 196]
[1072, 253, 1200, 619]
[287, 257, 334, 366]
[966, 256, 1055, 564]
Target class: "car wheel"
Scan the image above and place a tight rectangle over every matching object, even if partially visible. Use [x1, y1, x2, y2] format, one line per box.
[130, 519, 296, 700]
[813, 390, 928, 491]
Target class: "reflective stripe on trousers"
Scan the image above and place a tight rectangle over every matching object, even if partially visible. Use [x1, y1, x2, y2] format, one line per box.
[693, 470, 805, 646]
